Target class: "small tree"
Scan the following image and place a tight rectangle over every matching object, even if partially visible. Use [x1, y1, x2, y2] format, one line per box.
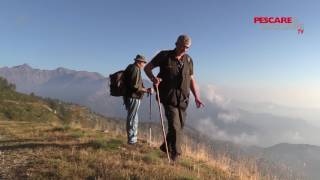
[0, 77, 16, 91]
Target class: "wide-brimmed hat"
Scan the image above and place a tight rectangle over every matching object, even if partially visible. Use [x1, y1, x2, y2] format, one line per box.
[134, 54, 147, 63]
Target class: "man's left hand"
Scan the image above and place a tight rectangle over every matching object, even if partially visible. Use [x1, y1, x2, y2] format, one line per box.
[195, 98, 204, 108]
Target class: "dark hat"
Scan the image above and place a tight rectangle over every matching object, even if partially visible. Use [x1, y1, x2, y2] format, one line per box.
[134, 54, 147, 63]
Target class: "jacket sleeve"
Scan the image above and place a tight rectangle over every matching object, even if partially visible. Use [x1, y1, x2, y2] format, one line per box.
[128, 66, 143, 92]
[150, 51, 165, 67]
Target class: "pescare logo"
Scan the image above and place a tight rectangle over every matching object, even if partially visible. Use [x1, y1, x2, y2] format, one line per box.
[254, 16, 304, 34]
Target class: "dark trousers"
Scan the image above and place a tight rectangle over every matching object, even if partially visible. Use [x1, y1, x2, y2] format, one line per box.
[161, 105, 186, 155]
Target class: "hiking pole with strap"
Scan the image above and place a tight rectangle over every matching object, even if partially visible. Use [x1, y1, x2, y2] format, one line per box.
[155, 85, 171, 163]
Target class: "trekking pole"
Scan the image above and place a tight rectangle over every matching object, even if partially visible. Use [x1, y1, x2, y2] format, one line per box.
[155, 85, 171, 163]
[149, 92, 152, 146]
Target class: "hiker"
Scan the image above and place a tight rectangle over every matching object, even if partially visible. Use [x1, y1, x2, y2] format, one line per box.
[123, 54, 153, 145]
[144, 34, 204, 161]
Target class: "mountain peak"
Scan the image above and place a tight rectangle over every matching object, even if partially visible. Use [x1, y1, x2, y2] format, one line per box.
[56, 67, 68, 70]
[56, 67, 69, 71]
[13, 63, 32, 70]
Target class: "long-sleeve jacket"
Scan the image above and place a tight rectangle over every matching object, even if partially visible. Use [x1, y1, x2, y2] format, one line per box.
[124, 63, 144, 99]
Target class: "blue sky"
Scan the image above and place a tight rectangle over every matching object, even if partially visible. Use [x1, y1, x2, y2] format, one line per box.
[1, 0, 319, 108]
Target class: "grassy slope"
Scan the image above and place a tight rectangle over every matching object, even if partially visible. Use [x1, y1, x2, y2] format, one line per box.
[0, 120, 235, 180]
[0, 78, 238, 180]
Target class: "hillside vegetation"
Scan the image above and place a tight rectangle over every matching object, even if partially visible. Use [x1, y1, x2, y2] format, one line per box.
[0, 77, 269, 179]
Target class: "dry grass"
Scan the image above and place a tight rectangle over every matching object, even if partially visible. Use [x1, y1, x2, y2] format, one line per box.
[0, 120, 236, 180]
[138, 125, 279, 180]
[1, 113, 290, 180]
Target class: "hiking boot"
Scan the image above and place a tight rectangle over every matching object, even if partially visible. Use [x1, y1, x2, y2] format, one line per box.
[160, 144, 171, 154]
[128, 141, 137, 145]
[170, 152, 181, 162]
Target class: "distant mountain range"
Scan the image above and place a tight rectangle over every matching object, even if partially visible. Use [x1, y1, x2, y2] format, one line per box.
[261, 143, 320, 179]
[229, 100, 320, 128]
[1, 64, 320, 179]
[0, 64, 122, 117]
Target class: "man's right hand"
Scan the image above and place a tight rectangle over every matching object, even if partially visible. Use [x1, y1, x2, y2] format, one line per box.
[146, 87, 154, 94]
[152, 77, 162, 87]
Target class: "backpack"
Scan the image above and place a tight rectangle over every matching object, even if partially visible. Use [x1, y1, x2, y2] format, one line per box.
[109, 70, 126, 96]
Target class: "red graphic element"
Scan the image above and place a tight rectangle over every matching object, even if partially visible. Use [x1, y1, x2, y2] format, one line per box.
[254, 17, 293, 24]
[298, 28, 304, 34]
[297, 24, 304, 34]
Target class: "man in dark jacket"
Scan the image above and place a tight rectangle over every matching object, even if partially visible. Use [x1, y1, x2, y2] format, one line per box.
[144, 35, 204, 161]
[124, 54, 152, 144]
